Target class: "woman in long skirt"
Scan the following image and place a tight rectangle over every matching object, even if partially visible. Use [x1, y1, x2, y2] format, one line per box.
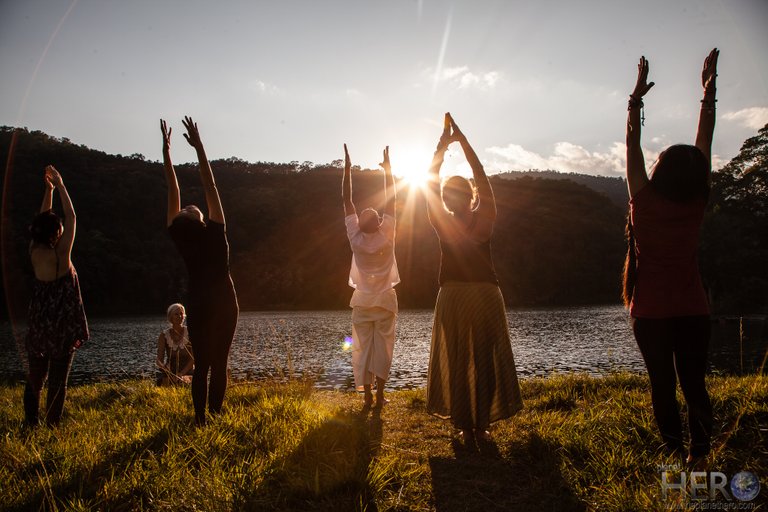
[425, 113, 523, 442]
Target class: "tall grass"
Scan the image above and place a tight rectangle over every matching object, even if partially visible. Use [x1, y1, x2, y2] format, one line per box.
[1, 373, 766, 511]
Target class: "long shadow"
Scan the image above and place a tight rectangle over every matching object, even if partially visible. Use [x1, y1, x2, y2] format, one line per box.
[430, 431, 584, 512]
[11, 426, 173, 512]
[234, 403, 383, 511]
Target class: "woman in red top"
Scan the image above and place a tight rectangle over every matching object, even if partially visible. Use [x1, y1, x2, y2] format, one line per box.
[624, 49, 718, 465]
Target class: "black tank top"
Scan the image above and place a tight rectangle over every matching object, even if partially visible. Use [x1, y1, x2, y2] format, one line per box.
[438, 229, 499, 286]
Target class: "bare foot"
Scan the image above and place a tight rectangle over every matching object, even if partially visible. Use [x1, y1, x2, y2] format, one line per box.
[475, 429, 491, 441]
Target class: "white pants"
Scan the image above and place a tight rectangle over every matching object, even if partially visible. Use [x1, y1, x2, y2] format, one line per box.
[351, 306, 396, 390]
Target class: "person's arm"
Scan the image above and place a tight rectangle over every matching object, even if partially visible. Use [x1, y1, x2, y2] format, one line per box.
[342, 144, 356, 217]
[426, 113, 455, 236]
[161, 119, 181, 227]
[40, 172, 54, 213]
[626, 56, 655, 199]
[182, 116, 225, 224]
[156, 333, 167, 369]
[695, 48, 719, 175]
[45, 166, 76, 265]
[380, 146, 395, 218]
[450, 115, 496, 230]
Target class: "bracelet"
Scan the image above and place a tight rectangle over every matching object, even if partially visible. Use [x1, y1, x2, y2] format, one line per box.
[701, 96, 717, 112]
[628, 95, 646, 126]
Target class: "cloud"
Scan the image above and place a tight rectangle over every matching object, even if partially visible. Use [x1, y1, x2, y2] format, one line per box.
[486, 141, 629, 175]
[425, 65, 501, 91]
[248, 80, 284, 96]
[722, 107, 768, 130]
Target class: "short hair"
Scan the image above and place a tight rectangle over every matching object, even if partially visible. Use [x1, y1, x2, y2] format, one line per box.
[166, 303, 185, 323]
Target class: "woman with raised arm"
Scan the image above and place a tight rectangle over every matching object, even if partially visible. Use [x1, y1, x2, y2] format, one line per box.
[161, 117, 239, 426]
[24, 166, 88, 427]
[425, 113, 522, 443]
[623, 49, 718, 466]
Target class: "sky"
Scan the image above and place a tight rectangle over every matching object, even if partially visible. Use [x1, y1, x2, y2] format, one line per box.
[1, 0, 767, 180]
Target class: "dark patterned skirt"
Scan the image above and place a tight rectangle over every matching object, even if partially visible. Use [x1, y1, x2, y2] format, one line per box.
[427, 282, 523, 429]
[26, 266, 89, 358]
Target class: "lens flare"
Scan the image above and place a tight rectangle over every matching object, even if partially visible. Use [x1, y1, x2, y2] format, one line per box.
[342, 336, 353, 351]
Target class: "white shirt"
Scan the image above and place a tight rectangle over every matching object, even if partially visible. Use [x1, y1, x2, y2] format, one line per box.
[345, 213, 400, 313]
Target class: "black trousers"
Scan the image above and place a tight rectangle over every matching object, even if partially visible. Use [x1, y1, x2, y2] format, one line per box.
[187, 300, 239, 425]
[24, 350, 75, 427]
[632, 315, 712, 457]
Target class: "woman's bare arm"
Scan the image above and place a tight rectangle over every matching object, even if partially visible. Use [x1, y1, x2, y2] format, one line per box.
[45, 166, 76, 267]
[182, 116, 225, 224]
[156, 333, 167, 369]
[626, 56, 655, 199]
[161, 119, 181, 227]
[426, 114, 456, 236]
[381, 146, 395, 218]
[695, 48, 719, 174]
[449, 115, 496, 234]
[40, 173, 54, 213]
[342, 144, 356, 216]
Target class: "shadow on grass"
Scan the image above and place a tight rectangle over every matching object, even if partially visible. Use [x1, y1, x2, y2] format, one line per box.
[11, 426, 173, 512]
[430, 431, 584, 512]
[234, 404, 383, 511]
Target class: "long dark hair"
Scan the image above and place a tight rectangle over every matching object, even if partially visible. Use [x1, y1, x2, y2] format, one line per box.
[622, 144, 710, 307]
[29, 210, 62, 249]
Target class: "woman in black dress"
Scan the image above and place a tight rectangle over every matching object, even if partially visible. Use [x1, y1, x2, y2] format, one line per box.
[161, 117, 239, 425]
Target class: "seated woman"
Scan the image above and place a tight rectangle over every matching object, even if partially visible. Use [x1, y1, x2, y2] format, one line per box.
[156, 303, 193, 386]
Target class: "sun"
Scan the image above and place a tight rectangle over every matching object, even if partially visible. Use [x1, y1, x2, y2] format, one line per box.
[391, 147, 432, 189]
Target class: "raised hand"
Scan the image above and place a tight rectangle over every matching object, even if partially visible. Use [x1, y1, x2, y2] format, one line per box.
[45, 165, 63, 188]
[631, 56, 655, 100]
[702, 48, 719, 92]
[379, 146, 391, 171]
[44, 169, 54, 191]
[437, 112, 454, 151]
[182, 116, 203, 150]
[160, 119, 172, 153]
[448, 114, 465, 143]
[344, 143, 351, 169]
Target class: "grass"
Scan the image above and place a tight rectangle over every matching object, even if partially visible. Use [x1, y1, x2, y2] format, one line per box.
[1, 373, 766, 511]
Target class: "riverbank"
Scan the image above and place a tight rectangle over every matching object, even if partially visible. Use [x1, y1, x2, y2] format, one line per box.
[1, 373, 766, 511]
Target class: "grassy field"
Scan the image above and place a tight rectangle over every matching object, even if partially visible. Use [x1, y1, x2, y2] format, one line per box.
[1, 373, 766, 511]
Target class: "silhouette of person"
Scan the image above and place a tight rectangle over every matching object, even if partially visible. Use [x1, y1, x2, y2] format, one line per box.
[342, 144, 400, 408]
[156, 303, 193, 386]
[623, 49, 719, 466]
[160, 117, 239, 426]
[24, 165, 89, 427]
[425, 113, 523, 442]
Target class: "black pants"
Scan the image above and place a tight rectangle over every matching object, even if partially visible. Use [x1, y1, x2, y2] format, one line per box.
[632, 315, 712, 457]
[24, 350, 75, 427]
[188, 300, 238, 425]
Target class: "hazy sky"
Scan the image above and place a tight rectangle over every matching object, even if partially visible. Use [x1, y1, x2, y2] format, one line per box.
[1, 0, 767, 178]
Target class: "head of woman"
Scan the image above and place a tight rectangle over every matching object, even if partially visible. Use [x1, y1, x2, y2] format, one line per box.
[441, 176, 476, 214]
[166, 303, 186, 328]
[649, 144, 709, 202]
[359, 207, 381, 234]
[170, 205, 205, 237]
[30, 211, 63, 249]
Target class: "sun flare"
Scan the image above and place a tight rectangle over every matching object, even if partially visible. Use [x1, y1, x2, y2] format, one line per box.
[392, 147, 432, 189]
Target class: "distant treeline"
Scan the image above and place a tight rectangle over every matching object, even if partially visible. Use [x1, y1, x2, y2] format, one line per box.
[1, 125, 765, 319]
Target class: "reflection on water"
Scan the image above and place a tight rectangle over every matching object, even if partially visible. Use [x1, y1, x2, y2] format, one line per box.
[0, 306, 765, 390]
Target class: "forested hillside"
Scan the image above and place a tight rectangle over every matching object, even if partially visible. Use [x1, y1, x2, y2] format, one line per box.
[1, 125, 765, 318]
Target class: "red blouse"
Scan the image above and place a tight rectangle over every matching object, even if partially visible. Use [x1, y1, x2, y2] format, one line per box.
[629, 184, 710, 318]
